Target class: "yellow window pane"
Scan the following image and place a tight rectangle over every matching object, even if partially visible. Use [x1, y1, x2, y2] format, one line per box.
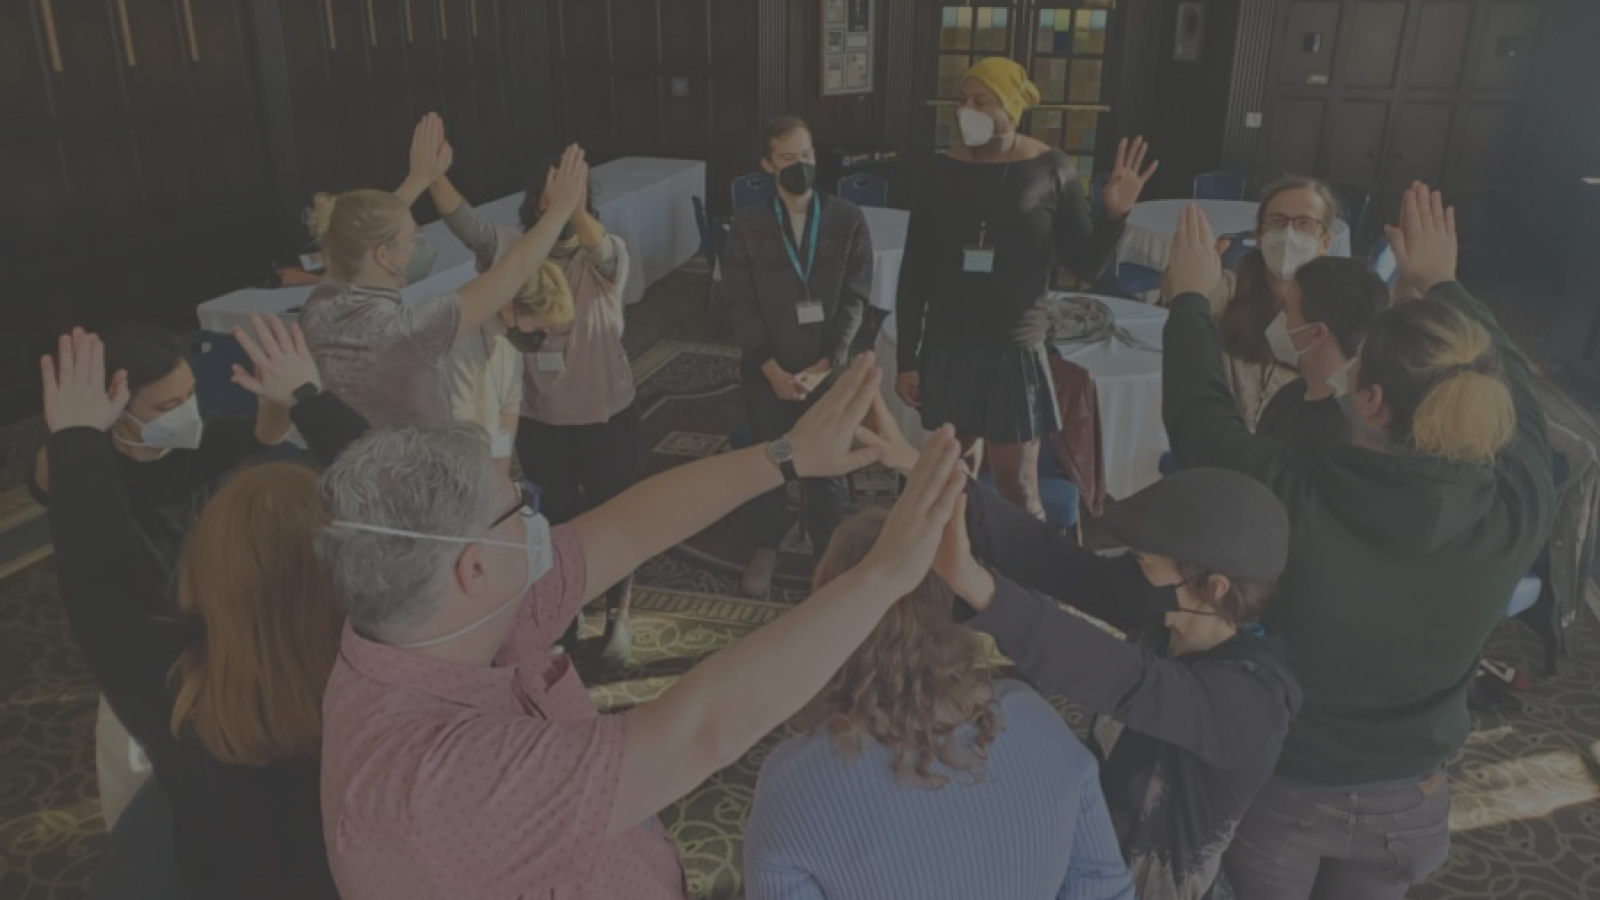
[1032, 57, 1066, 103]
[1030, 109, 1063, 149]
[1074, 9, 1108, 55]
[941, 6, 973, 51]
[1065, 109, 1099, 153]
[976, 7, 1009, 52]
[1069, 59, 1103, 103]
[938, 54, 969, 99]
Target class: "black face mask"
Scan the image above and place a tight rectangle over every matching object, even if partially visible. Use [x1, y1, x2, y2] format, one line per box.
[504, 327, 549, 355]
[777, 161, 816, 196]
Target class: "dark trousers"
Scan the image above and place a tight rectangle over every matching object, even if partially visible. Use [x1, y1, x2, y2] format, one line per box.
[515, 404, 641, 637]
[742, 378, 845, 556]
[1223, 770, 1452, 900]
[86, 779, 195, 900]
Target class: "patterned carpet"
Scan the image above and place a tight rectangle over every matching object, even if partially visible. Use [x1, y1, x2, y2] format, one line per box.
[3, 270, 1600, 898]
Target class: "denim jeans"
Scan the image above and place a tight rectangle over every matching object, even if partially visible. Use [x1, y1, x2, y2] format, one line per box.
[1223, 769, 1451, 900]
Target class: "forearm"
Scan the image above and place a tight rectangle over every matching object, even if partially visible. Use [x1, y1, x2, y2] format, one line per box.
[573, 445, 783, 600]
[455, 212, 567, 338]
[574, 208, 608, 252]
[825, 295, 865, 370]
[395, 173, 431, 205]
[428, 175, 466, 217]
[610, 563, 898, 835]
[254, 399, 293, 446]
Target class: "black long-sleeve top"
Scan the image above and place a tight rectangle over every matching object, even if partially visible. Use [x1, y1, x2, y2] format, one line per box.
[46, 392, 367, 900]
[958, 481, 1303, 900]
[895, 151, 1125, 369]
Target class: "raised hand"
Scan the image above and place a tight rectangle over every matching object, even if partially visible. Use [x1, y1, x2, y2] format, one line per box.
[860, 426, 968, 595]
[544, 144, 590, 219]
[1100, 136, 1160, 220]
[41, 329, 129, 434]
[407, 113, 450, 185]
[857, 391, 919, 473]
[231, 314, 322, 406]
[1385, 181, 1457, 301]
[786, 353, 886, 478]
[1162, 204, 1222, 302]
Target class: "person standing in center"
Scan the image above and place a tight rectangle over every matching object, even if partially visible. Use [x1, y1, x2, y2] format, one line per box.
[723, 115, 873, 597]
[896, 57, 1156, 517]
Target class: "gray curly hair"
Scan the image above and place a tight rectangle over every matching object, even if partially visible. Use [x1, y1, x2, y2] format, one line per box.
[314, 424, 501, 642]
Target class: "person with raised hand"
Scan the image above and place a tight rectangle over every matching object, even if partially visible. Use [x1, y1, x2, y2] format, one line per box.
[42, 328, 347, 900]
[429, 139, 641, 662]
[299, 112, 590, 428]
[896, 54, 1156, 521]
[313, 354, 971, 900]
[1160, 189, 1553, 899]
[27, 315, 312, 830]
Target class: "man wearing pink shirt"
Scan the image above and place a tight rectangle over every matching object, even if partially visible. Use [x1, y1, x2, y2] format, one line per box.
[312, 356, 967, 899]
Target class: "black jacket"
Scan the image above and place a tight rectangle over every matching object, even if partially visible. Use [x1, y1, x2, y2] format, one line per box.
[958, 481, 1303, 900]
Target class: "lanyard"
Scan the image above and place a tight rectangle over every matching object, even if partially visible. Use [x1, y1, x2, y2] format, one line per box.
[774, 193, 820, 291]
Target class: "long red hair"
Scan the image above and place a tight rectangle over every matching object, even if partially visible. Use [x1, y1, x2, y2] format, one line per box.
[169, 463, 344, 765]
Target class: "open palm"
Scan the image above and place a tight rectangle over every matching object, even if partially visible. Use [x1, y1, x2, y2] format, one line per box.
[1101, 136, 1159, 220]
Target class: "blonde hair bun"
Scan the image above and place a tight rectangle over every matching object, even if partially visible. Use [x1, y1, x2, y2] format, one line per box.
[308, 192, 340, 242]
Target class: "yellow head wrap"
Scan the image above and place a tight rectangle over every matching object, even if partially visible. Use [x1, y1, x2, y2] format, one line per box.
[965, 57, 1042, 125]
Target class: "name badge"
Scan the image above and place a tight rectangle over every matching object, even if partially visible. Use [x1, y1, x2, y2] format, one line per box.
[535, 352, 566, 373]
[963, 246, 996, 274]
[796, 300, 826, 325]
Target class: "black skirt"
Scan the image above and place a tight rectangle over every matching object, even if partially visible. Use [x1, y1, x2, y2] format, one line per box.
[918, 340, 1061, 444]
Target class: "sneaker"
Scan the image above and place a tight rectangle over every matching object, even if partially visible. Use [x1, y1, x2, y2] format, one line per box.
[741, 547, 781, 597]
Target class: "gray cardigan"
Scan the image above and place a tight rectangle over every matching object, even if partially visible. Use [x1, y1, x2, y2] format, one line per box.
[722, 192, 872, 377]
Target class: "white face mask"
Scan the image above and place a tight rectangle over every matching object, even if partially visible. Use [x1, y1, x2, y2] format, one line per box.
[1259, 228, 1322, 281]
[115, 396, 205, 453]
[1326, 356, 1357, 399]
[1264, 312, 1317, 369]
[957, 107, 997, 147]
[329, 511, 554, 650]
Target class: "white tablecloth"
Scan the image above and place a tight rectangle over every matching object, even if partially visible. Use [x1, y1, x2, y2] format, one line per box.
[1053, 294, 1169, 500]
[197, 158, 706, 333]
[1120, 199, 1353, 272]
[591, 157, 707, 306]
[712, 205, 908, 315]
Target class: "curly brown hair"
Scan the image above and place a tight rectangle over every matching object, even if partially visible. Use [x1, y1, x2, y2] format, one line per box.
[794, 509, 1004, 789]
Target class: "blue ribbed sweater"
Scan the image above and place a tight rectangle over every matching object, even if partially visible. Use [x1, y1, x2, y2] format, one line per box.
[743, 680, 1134, 900]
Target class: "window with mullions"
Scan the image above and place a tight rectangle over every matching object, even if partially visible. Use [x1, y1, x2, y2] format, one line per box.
[931, 2, 1117, 196]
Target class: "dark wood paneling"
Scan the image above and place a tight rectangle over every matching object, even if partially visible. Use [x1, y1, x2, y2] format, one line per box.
[1324, 100, 1391, 185]
[1409, 0, 1472, 88]
[49, 0, 130, 120]
[1474, 0, 1543, 90]
[1344, 2, 1407, 88]
[1267, 98, 1328, 177]
[1279, 2, 1342, 87]
[0, 0, 54, 127]
[1220, 0, 1277, 178]
[1386, 100, 1453, 188]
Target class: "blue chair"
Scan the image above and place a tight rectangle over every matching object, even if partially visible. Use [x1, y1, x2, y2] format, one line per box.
[1194, 171, 1246, 201]
[731, 171, 776, 211]
[692, 196, 730, 308]
[1091, 173, 1163, 297]
[183, 331, 257, 419]
[1371, 237, 1399, 289]
[979, 449, 1081, 532]
[1220, 231, 1257, 271]
[838, 173, 889, 207]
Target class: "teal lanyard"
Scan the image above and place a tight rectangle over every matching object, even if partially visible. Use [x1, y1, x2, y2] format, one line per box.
[774, 194, 821, 292]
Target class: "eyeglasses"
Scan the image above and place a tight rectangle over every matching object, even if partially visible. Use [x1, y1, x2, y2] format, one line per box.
[490, 480, 542, 529]
[1261, 214, 1329, 237]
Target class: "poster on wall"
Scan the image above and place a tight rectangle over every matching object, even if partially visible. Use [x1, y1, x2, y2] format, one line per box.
[822, 0, 874, 96]
[1174, 2, 1206, 63]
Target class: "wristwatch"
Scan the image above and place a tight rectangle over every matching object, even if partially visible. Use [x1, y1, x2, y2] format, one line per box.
[292, 382, 322, 406]
[766, 438, 799, 483]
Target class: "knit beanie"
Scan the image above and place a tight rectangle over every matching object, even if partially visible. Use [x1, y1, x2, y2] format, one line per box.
[965, 57, 1042, 125]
